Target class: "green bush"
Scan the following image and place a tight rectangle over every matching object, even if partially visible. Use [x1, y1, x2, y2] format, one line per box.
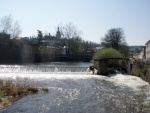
[93, 48, 123, 59]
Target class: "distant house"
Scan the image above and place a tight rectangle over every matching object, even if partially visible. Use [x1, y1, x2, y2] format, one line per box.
[145, 40, 150, 61]
[129, 46, 143, 59]
[94, 47, 103, 52]
[132, 48, 144, 62]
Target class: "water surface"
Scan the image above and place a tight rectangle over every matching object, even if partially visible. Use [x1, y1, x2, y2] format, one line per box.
[0, 62, 149, 113]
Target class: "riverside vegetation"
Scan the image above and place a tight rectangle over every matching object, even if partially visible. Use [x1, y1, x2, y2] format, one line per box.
[93, 48, 150, 112]
[93, 48, 123, 59]
[0, 78, 48, 109]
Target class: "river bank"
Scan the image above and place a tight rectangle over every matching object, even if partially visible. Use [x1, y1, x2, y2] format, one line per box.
[130, 64, 150, 84]
[0, 79, 48, 109]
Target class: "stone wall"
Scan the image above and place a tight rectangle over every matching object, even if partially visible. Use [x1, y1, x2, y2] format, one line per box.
[130, 64, 150, 83]
[39, 46, 55, 62]
[0, 40, 21, 64]
[19, 45, 56, 63]
[94, 58, 129, 75]
[94, 57, 150, 83]
[0, 33, 56, 64]
[21, 44, 39, 63]
[94, 59, 108, 75]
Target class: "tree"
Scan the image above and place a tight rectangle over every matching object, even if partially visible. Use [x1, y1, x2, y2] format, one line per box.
[58, 22, 83, 55]
[58, 22, 82, 39]
[67, 36, 88, 56]
[0, 15, 22, 38]
[0, 15, 12, 33]
[37, 30, 43, 43]
[11, 21, 22, 38]
[101, 28, 129, 57]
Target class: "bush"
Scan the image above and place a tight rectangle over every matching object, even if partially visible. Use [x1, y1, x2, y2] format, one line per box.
[0, 78, 49, 109]
[93, 48, 123, 60]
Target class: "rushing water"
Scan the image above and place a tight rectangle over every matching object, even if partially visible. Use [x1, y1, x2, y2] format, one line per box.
[0, 62, 150, 113]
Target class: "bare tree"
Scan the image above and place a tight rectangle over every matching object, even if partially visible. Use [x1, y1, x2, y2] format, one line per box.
[0, 15, 22, 38]
[101, 28, 129, 57]
[57, 22, 83, 55]
[0, 15, 12, 33]
[11, 21, 22, 38]
[58, 22, 82, 39]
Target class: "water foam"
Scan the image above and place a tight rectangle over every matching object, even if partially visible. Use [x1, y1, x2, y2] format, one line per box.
[0, 72, 98, 80]
[109, 74, 149, 91]
[0, 72, 150, 112]
[110, 74, 150, 109]
[0, 72, 149, 90]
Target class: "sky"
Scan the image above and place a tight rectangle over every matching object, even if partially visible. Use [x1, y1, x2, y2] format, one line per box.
[0, 0, 150, 46]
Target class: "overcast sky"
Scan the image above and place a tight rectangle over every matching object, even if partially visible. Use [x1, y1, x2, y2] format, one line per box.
[0, 0, 150, 45]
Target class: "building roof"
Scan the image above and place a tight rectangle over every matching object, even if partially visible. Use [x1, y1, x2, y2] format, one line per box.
[145, 40, 150, 45]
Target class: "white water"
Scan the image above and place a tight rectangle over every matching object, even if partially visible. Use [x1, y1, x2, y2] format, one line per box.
[0, 73, 149, 101]
[110, 74, 149, 90]
[0, 73, 149, 90]
[1, 72, 148, 90]
[0, 64, 150, 113]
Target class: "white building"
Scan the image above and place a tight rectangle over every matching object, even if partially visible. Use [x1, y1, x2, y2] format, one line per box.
[145, 40, 150, 61]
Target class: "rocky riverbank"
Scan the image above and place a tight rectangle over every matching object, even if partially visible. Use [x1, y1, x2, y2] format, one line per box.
[130, 64, 150, 84]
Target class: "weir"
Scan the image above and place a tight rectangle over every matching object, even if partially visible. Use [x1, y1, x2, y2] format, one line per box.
[0, 65, 91, 74]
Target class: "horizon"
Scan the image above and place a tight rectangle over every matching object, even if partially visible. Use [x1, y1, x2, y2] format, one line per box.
[0, 0, 150, 46]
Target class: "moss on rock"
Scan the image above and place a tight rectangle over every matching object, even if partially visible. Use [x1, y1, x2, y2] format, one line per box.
[93, 48, 123, 60]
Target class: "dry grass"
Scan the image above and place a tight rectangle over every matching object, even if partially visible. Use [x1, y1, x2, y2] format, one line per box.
[0, 79, 49, 109]
[41, 87, 49, 92]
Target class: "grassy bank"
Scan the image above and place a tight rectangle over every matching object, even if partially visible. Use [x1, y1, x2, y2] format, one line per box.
[0, 79, 48, 109]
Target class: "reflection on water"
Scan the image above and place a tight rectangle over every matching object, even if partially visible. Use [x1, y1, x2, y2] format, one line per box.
[0, 62, 150, 113]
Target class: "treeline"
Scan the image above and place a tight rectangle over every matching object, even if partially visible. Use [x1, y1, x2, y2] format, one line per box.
[0, 15, 100, 63]
[30, 34, 100, 56]
[0, 31, 100, 64]
[21, 25, 100, 57]
[29, 23, 100, 56]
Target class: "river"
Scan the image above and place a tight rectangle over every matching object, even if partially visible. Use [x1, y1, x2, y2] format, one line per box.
[0, 62, 150, 113]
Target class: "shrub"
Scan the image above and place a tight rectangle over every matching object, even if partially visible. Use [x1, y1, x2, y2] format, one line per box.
[93, 48, 123, 60]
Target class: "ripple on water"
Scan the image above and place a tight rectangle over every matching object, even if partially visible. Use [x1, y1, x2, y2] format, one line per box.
[0, 73, 150, 113]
